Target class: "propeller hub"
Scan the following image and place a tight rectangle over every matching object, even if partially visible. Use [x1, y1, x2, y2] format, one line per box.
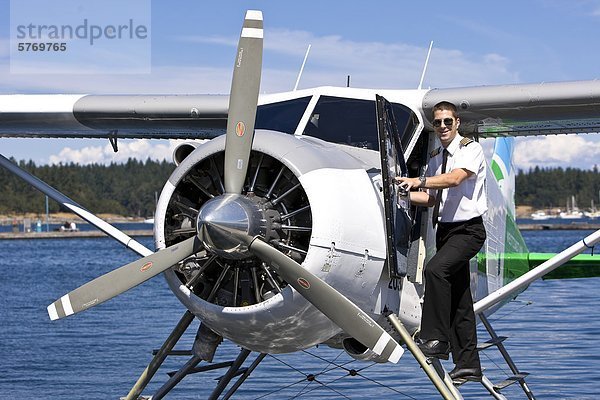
[196, 194, 264, 259]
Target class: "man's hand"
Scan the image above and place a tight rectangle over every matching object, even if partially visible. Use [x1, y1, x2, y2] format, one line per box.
[395, 176, 434, 206]
[395, 176, 421, 191]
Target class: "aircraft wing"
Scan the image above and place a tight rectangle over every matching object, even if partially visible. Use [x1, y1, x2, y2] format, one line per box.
[0, 94, 228, 139]
[4, 79, 600, 140]
[422, 80, 600, 137]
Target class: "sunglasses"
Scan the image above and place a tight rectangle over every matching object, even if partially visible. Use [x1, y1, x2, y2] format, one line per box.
[432, 118, 455, 128]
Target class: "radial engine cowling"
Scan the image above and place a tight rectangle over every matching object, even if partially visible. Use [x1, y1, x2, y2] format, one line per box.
[154, 130, 389, 354]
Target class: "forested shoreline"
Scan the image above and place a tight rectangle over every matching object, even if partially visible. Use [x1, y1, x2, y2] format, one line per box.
[0, 158, 174, 217]
[516, 166, 599, 209]
[0, 159, 598, 215]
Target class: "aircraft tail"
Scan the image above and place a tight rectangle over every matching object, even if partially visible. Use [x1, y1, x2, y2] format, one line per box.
[490, 137, 516, 217]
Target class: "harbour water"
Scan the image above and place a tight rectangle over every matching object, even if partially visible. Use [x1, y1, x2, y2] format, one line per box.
[0, 227, 598, 399]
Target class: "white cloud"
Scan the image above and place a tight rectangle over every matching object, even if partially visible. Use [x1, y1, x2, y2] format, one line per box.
[47, 139, 194, 165]
[513, 134, 600, 170]
[0, 65, 233, 94]
[176, 34, 237, 47]
[268, 29, 520, 90]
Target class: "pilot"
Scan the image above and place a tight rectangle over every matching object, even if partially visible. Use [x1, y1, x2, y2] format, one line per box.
[395, 101, 487, 382]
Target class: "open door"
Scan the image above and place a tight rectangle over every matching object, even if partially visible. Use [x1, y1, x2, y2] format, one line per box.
[375, 94, 413, 279]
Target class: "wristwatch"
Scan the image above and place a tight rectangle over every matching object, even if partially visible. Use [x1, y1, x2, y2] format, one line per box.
[418, 176, 427, 188]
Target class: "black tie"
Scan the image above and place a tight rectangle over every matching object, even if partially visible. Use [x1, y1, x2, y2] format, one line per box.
[431, 149, 449, 228]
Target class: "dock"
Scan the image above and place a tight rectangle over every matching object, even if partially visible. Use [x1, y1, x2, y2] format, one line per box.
[0, 230, 153, 240]
[517, 223, 600, 230]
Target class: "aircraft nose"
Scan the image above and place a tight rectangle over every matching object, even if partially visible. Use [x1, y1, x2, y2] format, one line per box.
[197, 194, 264, 259]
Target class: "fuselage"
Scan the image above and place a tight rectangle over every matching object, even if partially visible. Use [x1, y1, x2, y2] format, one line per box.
[154, 85, 530, 356]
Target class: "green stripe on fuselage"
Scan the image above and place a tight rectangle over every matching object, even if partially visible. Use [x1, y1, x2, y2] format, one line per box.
[490, 159, 505, 182]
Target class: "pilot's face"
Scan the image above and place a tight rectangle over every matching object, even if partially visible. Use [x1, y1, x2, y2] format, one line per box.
[433, 109, 460, 147]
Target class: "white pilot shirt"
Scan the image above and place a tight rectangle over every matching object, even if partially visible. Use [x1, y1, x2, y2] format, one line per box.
[427, 133, 487, 223]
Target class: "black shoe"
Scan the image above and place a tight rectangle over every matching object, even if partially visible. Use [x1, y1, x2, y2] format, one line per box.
[449, 366, 483, 382]
[417, 340, 450, 360]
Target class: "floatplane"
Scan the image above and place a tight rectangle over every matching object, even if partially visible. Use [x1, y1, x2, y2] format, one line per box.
[1, 10, 599, 399]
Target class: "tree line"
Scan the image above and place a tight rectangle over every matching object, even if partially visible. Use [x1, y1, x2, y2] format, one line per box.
[0, 159, 598, 215]
[516, 166, 600, 209]
[0, 158, 175, 217]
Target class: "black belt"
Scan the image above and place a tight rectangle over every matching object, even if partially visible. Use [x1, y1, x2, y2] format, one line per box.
[438, 215, 483, 228]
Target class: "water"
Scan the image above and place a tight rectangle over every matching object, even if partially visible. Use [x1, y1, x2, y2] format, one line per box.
[1, 229, 599, 399]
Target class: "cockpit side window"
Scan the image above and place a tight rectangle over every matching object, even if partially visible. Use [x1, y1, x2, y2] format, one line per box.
[303, 96, 377, 149]
[303, 96, 416, 151]
[255, 97, 311, 134]
[392, 103, 420, 153]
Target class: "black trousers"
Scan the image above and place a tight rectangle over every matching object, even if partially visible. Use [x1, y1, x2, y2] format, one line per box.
[421, 216, 486, 368]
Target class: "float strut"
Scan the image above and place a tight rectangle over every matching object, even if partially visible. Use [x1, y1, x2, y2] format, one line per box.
[208, 348, 251, 400]
[152, 355, 203, 400]
[125, 310, 195, 400]
[387, 313, 459, 400]
[222, 353, 267, 400]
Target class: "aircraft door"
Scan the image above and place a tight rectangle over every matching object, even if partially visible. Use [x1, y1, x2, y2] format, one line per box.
[375, 95, 412, 279]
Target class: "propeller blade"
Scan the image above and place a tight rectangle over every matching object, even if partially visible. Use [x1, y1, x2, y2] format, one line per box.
[249, 238, 404, 363]
[223, 10, 263, 194]
[47, 236, 200, 320]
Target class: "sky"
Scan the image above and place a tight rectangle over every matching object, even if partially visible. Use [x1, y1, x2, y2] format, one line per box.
[1, 0, 600, 170]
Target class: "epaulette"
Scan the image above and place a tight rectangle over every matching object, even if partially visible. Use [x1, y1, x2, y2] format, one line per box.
[429, 146, 442, 157]
[460, 137, 474, 146]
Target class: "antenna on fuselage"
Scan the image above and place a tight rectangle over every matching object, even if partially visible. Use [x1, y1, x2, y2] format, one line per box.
[293, 44, 311, 91]
[417, 41, 434, 90]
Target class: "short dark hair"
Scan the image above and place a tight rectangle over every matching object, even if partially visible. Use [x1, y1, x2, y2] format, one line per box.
[432, 101, 458, 119]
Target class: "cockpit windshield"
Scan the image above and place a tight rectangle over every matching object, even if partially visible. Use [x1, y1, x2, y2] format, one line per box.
[255, 97, 311, 134]
[256, 95, 419, 151]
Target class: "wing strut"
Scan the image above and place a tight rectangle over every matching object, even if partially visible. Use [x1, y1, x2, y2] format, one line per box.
[0, 153, 151, 257]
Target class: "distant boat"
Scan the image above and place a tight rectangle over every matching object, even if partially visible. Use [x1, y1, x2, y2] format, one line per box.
[559, 210, 584, 219]
[560, 195, 584, 219]
[531, 211, 553, 220]
[585, 199, 600, 219]
[143, 218, 154, 224]
[584, 210, 600, 219]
